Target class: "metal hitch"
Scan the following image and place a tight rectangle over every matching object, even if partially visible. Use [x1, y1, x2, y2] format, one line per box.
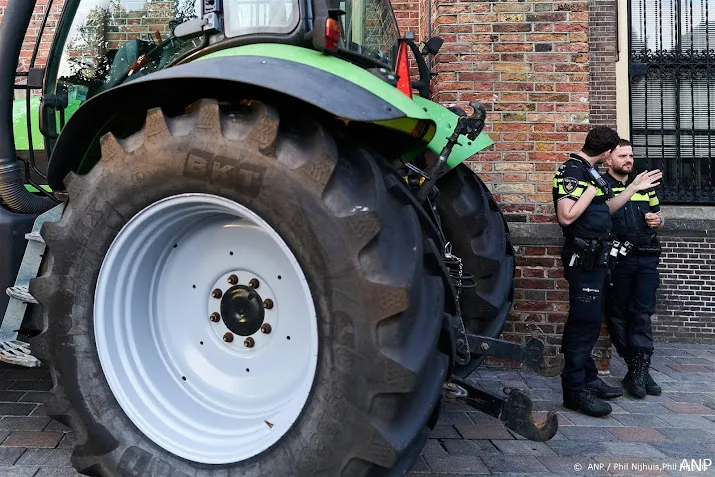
[466, 334, 564, 378]
[447, 377, 559, 442]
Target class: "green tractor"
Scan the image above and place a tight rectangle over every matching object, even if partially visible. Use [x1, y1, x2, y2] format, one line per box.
[0, 0, 559, 475]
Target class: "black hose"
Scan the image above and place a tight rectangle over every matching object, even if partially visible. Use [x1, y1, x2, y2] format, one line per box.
[0, 0, 55, 214]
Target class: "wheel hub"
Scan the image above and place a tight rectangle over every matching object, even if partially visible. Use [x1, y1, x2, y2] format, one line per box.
[208, 271, 276, 350]
[220, 285, 265, 336]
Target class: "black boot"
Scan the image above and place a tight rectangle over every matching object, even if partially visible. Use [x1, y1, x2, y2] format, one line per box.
[623, 351, 647, 398]
[646, 372, 662, 395]
[563, 389, 612, 417]
[586, 377, 623, 399]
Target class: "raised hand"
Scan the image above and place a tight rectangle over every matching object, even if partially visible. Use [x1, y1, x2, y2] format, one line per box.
[630, 169, 663, 191]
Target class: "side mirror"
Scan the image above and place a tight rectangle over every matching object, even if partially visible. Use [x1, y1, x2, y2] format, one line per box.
[421, 37, 444, 56]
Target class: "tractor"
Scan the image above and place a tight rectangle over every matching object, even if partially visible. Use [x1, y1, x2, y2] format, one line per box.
[0, 0, 560, 475]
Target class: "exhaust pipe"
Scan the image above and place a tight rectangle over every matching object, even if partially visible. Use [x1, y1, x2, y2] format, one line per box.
[0, 0, 55, 214]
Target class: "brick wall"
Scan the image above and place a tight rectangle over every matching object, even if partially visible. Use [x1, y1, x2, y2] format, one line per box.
[428, 0, 612, 369]
[0, 0, 66, 94]
[655, 237, 715, 345]
[587, 0, 617, 127]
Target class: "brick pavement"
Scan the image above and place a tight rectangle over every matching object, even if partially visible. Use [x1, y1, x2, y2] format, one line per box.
[0, 343, 713, 476]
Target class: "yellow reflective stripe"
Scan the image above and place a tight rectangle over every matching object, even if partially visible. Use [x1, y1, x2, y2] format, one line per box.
[649, 194, 660, 207]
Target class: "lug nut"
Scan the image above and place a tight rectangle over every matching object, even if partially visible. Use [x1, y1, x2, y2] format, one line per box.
[212, 288, 223, 299]
[227, 274, 238, 285]
[210, 312, 220, 322]
[261, 323, 272, 334]
[244, 337, 255, 348]
[249, 278, 259, 288]
[223, 332, 234, 342]
[264, 298, 274, 309]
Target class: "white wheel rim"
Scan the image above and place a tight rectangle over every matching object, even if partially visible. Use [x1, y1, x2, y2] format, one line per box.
[94, 193, 319, 464]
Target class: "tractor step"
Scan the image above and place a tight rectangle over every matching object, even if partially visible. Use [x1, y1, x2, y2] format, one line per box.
[0, 202, 65, 367]
[6, 286, 38, 304]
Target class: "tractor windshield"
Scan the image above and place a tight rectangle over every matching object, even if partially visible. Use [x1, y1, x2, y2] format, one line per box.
[338, 0, 400, 67]
[53, 0, 204, 102]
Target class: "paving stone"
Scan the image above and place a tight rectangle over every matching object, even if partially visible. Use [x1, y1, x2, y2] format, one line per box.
[662, 392, 714, 404]
[408, 456, 429, 473]
[0, 392, 26, 403]
[420, 439, 448, 459]
[0, 417, 51, 431]
[490, 440, 557, 456]
[667, 365, 715, 373]
[2, 432, 63, 448]
[657, 415, 715, 430]
[436, 411, 474, 425]
[0, 370, 47, 381]
[618, 402, 677, 415]
[536, 456, 609, 475]
[56, 434, 75, 449]
[441, 439, 500, 457]
[483, 454, 549, 473]
[429, 425, 461, 439]
[0, 380, 15, 391]
[454, 423, 513, 440]
[43, 420, 70, 433]
[606, 427, 669, 443]
[0, 404, 36, 417]
[555, 426, 619, 441]
[16, 448, 72, 467]
[600, 442, 666, 458]
[670, 357, 715, 366]
[32, 469, 83, 477]
[0, 466, 40, 477]
[545, 440, 610, 456]
[18, 392, 52, 404]
[7, 381, 52, 392]
[651, 442, 714, 458]
[424, 454, 490, 474]
[465, 411, 502, 424]
[0, 447, 26, 465]
[661, 402, 715, 414]
[557, 412, 625, 427]
[611, 414, 673, 428]
[654, 427, 715, 443]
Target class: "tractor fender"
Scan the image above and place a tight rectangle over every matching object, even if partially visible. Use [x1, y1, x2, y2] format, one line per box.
[46, 50, 433, 190]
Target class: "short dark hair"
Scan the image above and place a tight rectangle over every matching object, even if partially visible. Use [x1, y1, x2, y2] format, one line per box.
[581, 126, 620, 156]
[617, 138, 631, 147]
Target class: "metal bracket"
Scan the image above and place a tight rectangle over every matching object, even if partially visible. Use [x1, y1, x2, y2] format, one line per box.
[466, 334, 564, 378]
[450, 377, 559, 442]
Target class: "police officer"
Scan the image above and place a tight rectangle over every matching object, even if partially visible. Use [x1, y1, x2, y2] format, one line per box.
[603, 139, 664, 399]
[553, 126, 662, 417]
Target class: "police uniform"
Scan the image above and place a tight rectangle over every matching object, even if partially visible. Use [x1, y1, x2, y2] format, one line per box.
[603, 172, 662, 396]
[553, 153, 616, 406]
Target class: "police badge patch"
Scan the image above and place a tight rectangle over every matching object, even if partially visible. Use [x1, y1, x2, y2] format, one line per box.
[563, 177, 579, 194]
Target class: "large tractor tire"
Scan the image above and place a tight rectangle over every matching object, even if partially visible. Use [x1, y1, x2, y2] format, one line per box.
[435, 163, 515, 378]
[29, 98, 448, 476]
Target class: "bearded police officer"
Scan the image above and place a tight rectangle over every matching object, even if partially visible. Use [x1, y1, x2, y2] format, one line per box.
[553, 126, 662, 417]
[603, 139, 664, 399]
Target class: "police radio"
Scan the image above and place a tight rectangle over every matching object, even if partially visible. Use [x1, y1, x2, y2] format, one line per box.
[570, 154, 613, 199]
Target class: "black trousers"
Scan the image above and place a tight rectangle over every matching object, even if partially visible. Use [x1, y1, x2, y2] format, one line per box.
[560, 248, 609, 392]
[605, 253, 659, 359]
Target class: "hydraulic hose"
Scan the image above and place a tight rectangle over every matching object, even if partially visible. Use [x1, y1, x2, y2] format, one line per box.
[0, 0, 55, 214]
